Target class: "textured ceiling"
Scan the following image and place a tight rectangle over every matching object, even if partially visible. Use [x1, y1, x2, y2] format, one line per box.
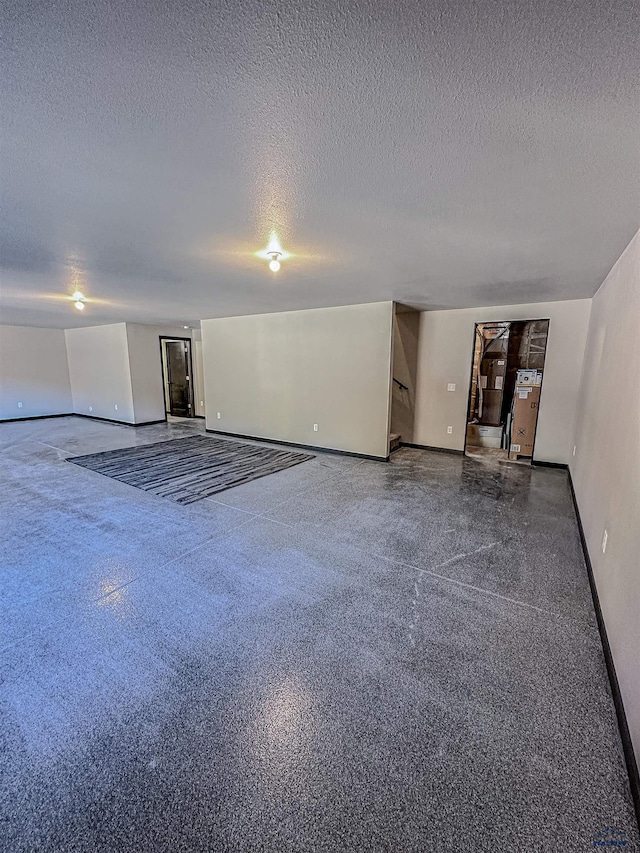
[1, 0, 639, 328]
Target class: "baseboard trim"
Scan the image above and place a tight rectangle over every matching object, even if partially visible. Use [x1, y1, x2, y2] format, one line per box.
[400, 442, 464, 456]
[568, 471, 640, 831]
[205, 428, 389, 462]
[74, 414, 167, 428]
[1, 413, 73, 424]
[532, 459, 569, 469]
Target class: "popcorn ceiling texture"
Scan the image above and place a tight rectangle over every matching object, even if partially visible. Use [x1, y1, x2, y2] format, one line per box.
[1, 0, 639, 327]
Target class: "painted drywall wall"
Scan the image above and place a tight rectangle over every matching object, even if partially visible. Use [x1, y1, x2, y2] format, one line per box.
[202, 302, 394, 458]
[413, 299, 591, 464]
[0, 325, 72, 420]
[391, 308, 419, 443]
[65, 324, 135, 423]
[126, 324, 192, 423]
[570, 230, 640, 765]
[192, 329, 205, 418]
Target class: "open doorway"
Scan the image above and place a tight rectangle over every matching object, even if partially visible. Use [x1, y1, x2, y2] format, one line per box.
[465, 319, 549, 464]
[389, 304, 420, 454]
[160, 337, 194, 418]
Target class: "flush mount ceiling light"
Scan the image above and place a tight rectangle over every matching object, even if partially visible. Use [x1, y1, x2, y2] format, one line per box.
[71, 290, 86, 310]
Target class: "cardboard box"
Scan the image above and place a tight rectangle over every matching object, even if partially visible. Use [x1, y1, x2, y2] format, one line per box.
[510, 385, 541, 457]
[467, 424, 503, 449]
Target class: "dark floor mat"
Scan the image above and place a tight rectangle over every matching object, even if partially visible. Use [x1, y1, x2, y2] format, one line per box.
[68, 434, 313, 504]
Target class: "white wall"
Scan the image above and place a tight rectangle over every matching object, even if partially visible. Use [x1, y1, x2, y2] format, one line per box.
[413, 299, 592, 464]
[202, 302, 394, 458]
[0, 325, 72, 420]
[570, 230, 640, 765]
[192, 329, 205, 417]
[126, 324, 192, 424]
[3, 322, 200, 426]
[65, 324, 135, 423]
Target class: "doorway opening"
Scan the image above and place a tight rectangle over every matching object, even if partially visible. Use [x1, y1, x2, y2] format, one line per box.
[160, 337, 194, 418]
[389, 304, 420, 454]
[465, 319, 549, 464]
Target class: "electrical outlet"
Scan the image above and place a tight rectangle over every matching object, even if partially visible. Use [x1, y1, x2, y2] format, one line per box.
[447, 426, 453, 434]
[114, 404, 118, 411]
[602, 529, 608, 554]
[447, 383, 456, 392]
[200, 401, 204, 407]
[313, 423, 319, 432]
[573, 445, 576, 456]
[216, 412, 221, 419]
[17, 401, 23, 408]
[89, 406, 93, 412]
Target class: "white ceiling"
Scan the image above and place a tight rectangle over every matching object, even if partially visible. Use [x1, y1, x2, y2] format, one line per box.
[1, 0, 639, 329]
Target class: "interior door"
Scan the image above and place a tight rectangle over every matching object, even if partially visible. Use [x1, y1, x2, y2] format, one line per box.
[166, 341, 191, 416]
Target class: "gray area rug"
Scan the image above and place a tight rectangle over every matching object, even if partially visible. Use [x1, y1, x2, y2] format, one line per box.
[68, 435, 314, 504]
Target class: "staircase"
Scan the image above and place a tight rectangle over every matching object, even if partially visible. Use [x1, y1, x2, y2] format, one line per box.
[389, 433, 401, 454]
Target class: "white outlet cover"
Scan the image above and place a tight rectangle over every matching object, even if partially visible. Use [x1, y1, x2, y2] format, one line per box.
[216, 412, 221, 419]
[447, 383, 456, 392]
[114, 404, 118, 410]
[89, 406, 93, 412]
[447, 426, 453, 434]
[200, 401, 204, 407]
[17, 401, 23, 408]
[602, 530, 608, 553]
[313, 424, 319, 431]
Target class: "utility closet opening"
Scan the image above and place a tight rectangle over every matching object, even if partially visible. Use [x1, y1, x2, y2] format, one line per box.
[465, 319, 549, 465]
[160, 336, 194, 418]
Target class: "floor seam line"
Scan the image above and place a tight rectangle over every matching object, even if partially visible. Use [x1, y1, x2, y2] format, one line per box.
[254, 511, 564, 619]
[360, 546, 559, 616]
[37, 440, 70, 453]
[345, 538, 561, 616]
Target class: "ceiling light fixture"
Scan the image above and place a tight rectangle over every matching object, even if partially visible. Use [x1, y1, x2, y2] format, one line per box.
[255, 232, 290, 271]
[71, 290, 86, 310]
[268, 252, 282, 272]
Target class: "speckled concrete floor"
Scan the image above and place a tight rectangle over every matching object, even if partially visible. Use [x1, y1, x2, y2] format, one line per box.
[1, 416, 638, 852]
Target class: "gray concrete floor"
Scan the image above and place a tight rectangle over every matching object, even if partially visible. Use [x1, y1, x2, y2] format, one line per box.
[1, 416, 637, 852]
